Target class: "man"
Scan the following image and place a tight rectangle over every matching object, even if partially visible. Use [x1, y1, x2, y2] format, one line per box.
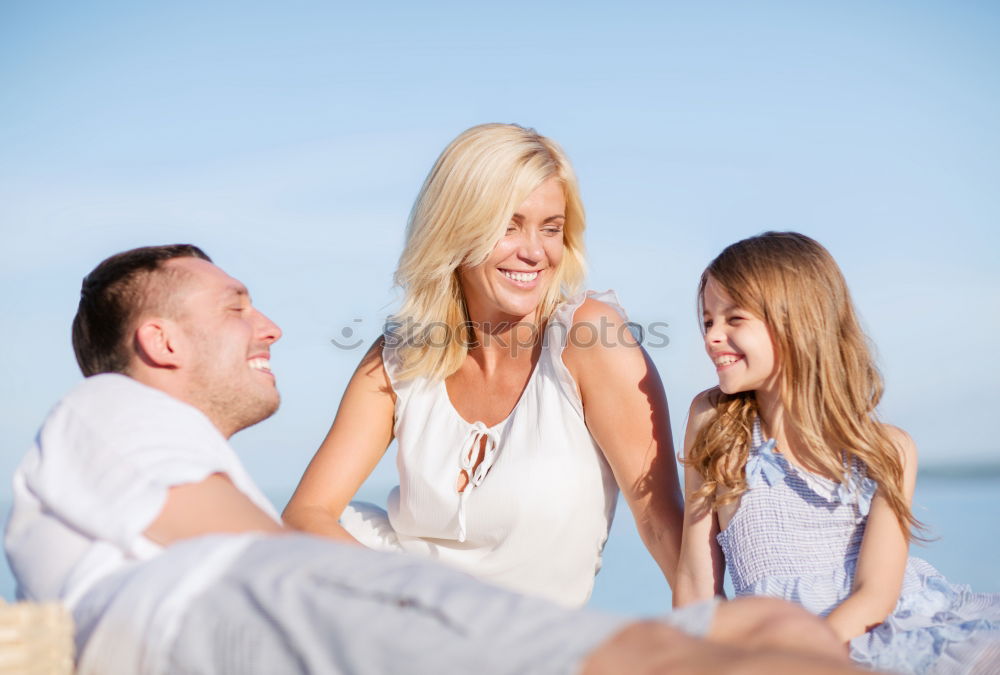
[5, 245, 857, 674]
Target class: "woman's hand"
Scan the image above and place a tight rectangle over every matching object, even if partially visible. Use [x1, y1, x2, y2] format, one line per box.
[282, 338, 396, 541]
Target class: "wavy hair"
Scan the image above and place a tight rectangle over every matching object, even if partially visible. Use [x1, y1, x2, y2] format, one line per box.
[684, 232, 920, 538]
[388, 123, 586, 381]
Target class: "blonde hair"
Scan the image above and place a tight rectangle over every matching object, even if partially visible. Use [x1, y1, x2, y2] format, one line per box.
[388, 123, 586, 381]
[684, 231, 920, 538]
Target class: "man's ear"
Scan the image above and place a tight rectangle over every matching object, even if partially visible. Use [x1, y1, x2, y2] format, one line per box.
[134, 319, 184, 369]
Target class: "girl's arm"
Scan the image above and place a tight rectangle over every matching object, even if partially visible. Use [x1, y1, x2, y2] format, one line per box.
[563, 298, 684, 588]
[674, 391, 727, 607]
[824, 425, 918, 643]
[282, 338, 396, 543]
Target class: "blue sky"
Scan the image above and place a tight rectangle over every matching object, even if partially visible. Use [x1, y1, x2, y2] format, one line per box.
[2, 1, 998, 512]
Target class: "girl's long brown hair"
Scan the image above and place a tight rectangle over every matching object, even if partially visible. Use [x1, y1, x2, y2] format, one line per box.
[684, 231, 921, 538]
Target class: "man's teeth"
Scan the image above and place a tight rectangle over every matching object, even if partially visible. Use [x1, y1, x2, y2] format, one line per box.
[715, 355, 740, 366]
[248, 358, 271, 372]
[501, 270, 539, 283]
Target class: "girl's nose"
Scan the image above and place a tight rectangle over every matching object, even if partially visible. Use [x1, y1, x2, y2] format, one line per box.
[704, 321, 724, 344]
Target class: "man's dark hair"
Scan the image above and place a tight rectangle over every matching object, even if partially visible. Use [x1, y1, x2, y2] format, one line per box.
[71, 244, 212, 376]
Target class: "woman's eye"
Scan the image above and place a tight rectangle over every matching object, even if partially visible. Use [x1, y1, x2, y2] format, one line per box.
[543, 226, 563, 236]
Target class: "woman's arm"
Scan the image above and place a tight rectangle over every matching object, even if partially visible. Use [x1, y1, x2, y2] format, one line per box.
[674, 391, 727, 607]
[563, 298, 684, 588]
[824, 425, 918, 643]
[282, 338, 396, 543]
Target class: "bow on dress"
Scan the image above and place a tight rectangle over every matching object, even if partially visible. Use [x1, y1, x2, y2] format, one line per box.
[456, 421, 500, 543]
[745, 438, 786, 488]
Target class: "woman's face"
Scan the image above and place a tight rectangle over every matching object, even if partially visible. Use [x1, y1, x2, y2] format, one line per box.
[459, 176, 566, 325]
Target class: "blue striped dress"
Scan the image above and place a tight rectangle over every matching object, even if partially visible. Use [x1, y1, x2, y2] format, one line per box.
[717, 419, 1000, 674]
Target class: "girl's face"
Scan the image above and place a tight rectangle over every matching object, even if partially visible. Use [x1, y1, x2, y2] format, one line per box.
[702, 276, 779, 396]
[458, 176, 566, 324]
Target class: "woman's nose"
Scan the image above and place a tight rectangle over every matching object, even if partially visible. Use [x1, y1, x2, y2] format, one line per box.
[517, 228, 544, 263]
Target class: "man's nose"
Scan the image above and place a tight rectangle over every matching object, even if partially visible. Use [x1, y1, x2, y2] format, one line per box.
[256, 310, 282, 344]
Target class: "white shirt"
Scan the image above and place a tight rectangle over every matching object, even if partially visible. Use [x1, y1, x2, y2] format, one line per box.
[4, 374, 281, 673]
[357, 290, 621, 608]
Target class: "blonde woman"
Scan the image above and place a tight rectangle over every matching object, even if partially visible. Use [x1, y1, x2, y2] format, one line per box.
[284, 124, 683, 608]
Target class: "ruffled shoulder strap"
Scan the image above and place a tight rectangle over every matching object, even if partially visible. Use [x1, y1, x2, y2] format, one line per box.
[379, 333, 426, 422]
[380, 335, 403, 388]
[543, 289, 630, 419]
[837, 460, 877, 517]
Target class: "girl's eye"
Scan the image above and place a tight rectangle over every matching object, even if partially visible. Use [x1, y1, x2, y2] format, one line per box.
[703, 319, 713, 330]
[728, 316, 745, 325]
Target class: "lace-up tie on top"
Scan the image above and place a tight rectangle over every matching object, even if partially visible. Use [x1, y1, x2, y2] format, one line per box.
[456, 422, 500, 543]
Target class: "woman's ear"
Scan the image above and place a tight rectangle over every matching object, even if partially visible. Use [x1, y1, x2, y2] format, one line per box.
[134, 319, 183, 369]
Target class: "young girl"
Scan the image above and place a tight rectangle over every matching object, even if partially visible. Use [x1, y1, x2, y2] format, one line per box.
[675, 232, 1000, 674]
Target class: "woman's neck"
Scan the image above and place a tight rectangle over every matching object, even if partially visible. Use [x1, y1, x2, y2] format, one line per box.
[465, 315, 541, 375]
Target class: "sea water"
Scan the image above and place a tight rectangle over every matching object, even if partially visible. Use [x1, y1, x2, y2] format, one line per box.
[1, 473, 997, 613]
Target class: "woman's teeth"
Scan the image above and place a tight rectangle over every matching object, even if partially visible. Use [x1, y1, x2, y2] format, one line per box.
[500, 270, 538, 283]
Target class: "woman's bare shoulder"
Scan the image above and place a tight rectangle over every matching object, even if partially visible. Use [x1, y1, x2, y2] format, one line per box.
[561, 296, 639, 373]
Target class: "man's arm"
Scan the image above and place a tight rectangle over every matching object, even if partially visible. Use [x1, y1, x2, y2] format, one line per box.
[143, 473, 284, 546]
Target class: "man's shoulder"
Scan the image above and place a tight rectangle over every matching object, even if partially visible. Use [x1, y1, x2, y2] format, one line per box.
[41, 374, 221, 452]
[61, 373, 174, 412]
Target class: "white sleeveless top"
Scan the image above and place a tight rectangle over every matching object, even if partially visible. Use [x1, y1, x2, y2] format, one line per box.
[352, 290, 622, 608]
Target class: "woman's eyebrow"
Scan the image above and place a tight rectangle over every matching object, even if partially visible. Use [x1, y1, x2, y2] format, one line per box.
[510, 212, 566, 221]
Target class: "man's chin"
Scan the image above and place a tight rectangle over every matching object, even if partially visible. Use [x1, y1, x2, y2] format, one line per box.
[257, 391, 281, 424]
[231, 392, 280, 435]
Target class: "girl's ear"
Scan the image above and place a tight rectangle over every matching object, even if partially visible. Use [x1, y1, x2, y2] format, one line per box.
[134, 319, 183, 369]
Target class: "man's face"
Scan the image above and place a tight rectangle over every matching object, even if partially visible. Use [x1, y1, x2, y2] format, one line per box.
[164, 257, 282, 436]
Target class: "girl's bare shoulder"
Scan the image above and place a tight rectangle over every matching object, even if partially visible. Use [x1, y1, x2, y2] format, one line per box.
[880, 423, 918, 467]
[687, 387, 722, 431]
